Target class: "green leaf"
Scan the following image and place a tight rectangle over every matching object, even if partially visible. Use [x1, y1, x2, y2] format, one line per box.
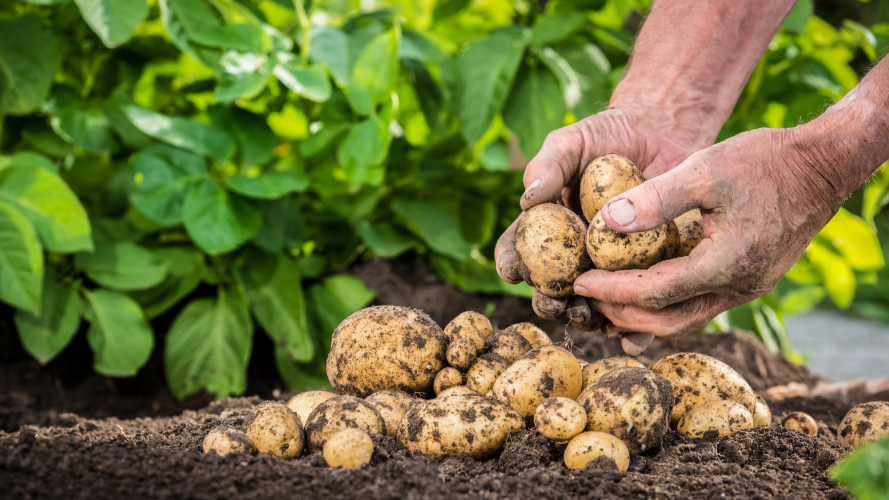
[459, 196, 497, 246]
[82, 289, 154, 377]
[50, 93, 119, 155]
[225, 170, 309, 199]
[433, 0, 472, 20]
[458, 26, 530, 145]
[0, 152, 59, 174]
[819, 208, 885, 271]
[158, 0, 224, 65]
[273, 60, 332, 102]
[778, 285, 826, 315]
[336, 118, 389, 180]
[182, 180, 262, 256]
[129, 246, 205, 318]
[430, 253, 534, 298]
[391, 198, 471, 260]
[354, 220, 416, 257]
[322, 274, 375, 313]
[74, 0, 149, 48]
[0, 200, 44, 314]
[0, 16, 56, 115]
[503, 62, 566, 159]
[275, 348, 333, 392]
[215, 51, 273, 104]
[75, 242, 168, 291]
[251, 198, 307, 253]
[207, 105, 276, 166]
[546, 43, 612, 118]
[300, 123, 350, 158]
[128, 144, 209, 227]
[783, 0, 813, 34]
[830, 435, 889, 500]
[807, 241, 856, 308]
[347, 27, 400, 116]
[863, 163, 889, 224]
[189, 23, 267, 52]
[165, 286, 253, 399]
[14, 270, 81, 364]
[530, 11, 587, 46]
[309, 26, 349, 87]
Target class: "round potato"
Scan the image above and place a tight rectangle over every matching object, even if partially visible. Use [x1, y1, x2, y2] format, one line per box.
[578, 367, 673, 454]
[327, 306, 447, 397]
[438, 386, 479, 398]
[675, 210, 704, 257]
[493, 345, 583, 418]
[397, 394, 524, 460]
[487, 331, 532, 364]
[753, 395, 771, 427]
[534, 397, 587, 441]
[677, 401, 754, 439]
[244, 401, 305, 459]
[434, 367, 464, 396]
[564, 431, 630, 471]
[446, 338, 477, 371]
[503, 323, 552, 349]
[443, 311, 491, 350]
[837, 401, 889, 448]
[366, 390, 421, 438]
[305, 396, 386, 454]
[586, 210, 679, 272]
[782, 412, 817, 436]
[465, 353, 511, 394]
[652, 352, 756, 428]
[203, 427, 252, 457]
[579, 154, 645, 222]
[286, 390, 336, 425]
[581, 356, 646, 390]
[323, 429, 373, 470]
[515, 203, 591, 298]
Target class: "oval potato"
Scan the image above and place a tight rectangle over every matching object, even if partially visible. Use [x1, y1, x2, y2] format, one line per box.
[446, 338, 478, 371]
[503, 323, 552, 349]
[443, 311, 492, 350]
[534, 397, 587, 441]
[493, 345, 583, 418]
[581, 356, 646, 390]
[286, 390, 336, 425]
[677, 401, 753, 438]
[244, 401, 305, 459]
[675, 210, 704, 257]
[487, 331, 532, 364]
[465, 353, 510, 394]
[837, 401, 889, 448]
[366, 390, 421, 438]
[564, 431, 630, 471]
[305, 396, 386, 453]
[323, 429, 373, 470]
[753, 395, 771, 427]
[586, 211, 679, 272]
[203, 427, 252, 457]
[579, 154, 645, 222]
[516, 203, 591, 298]
[434, 367, 464, 395]
[782, 412, 817, 436]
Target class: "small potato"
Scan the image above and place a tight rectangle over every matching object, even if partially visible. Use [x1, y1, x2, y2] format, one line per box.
[444, 311, 492, 351]
[782, 412, 817, 436]
[493, 345, 582, 418]
[837, 401, 889, 448]
[586, 210, 679, 271]
[465, 353, 510, 394]
[286, 390, 336, 425]
[581, 356, 645, 390]
[534, 397, 587, 441]
[503, 323, 552, 348]
[323, 429, 373, 470]
[446, 338, 477, 371]
[677, 401, 754, 439]
[305, 396, 386, 453]
[203, 427, 252, 457]
[438, 386, 479, 398]
[515, 203, 591, 298]
[564, 431, 629, 471]
[753, 395, 771, 427]
[244, 401, 306, 459]
[434, 367, 464, 395]
[579, 154, 645, 222]
[366, 390, 421, 438]
[675, 210, 704, 257]
[487, 331, 532, 364]
[652, 352, 756, 428]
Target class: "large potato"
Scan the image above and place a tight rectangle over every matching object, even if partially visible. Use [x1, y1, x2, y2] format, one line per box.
[203, 427, 252, 457]
[581, 356, 645, 390]
[578, 367, 673, 454]
[564, 431, 630, 471]
[443, 311, 491, 350]
[503, 322, 552, 348]
[305, 396, 386, 453]
[438, 386, 479, 398]
[465, 353, 510, 394]
[837, 401, 889, 448]
[244, 401, 305, 459]
[534, 397, 587, 441]
[515, 203, 591, 298]
[652, 352, 756, 428]
[366, 390, 421, 438]
[492, 345, 582, 418]
[783, 412, 817, 436]
[677, 401, 753, 438]
[396, 394, 524, 460]
[323, 429, 373, 470]
[327, 306, 447, 397]
[586, 210, 679, 271]
[286, 390, 336, 425]
[579, 153, 645, 222]
[675, 210, 704, 257]
[753, 395, 771, 427]
[487, 331, 532, 364]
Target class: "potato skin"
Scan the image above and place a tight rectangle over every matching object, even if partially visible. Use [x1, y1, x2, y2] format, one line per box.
[203, 427, 252, 457]
[564, 431, 629, 471]
[396, 394, 524, 460]
[366, 390, 422, 438]
[493, 345, 583, 418]
[578, 367, 673, 454]
[446, 338, 477, 371]
[534, 397, 587, 441]
[444, 311, 492, 350]
[677, 401, 753, 438]
[323, 429, 373, 470]
[286, 390, 336, 425]
[837, 401, 889, 448]
[487, 331, 532, 364]
[515, 203, 591, 298]
[586, 211, 679, 271]
[438, 386, 479, 398]
[581, 356, 645, 390]
[782, 412, 817, 436]
[465, 353, 510, 394]
[753, 395, 771, 427]
[434, 367, 464, 395]
[327, 306, 447, 397]
[579, 154, 645, 222]
[244, 401, 306, 459]
[675, 210, 704, 257]
[652, 352, 756, 428]
[503, 323, 552, 348]
[305, 396, 386, 453]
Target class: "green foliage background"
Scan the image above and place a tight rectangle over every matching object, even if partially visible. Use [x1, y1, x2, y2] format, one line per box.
[1, 0, 888, 400]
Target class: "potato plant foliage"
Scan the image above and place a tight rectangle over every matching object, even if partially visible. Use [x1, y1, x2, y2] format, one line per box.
[0, 0, 887, 398]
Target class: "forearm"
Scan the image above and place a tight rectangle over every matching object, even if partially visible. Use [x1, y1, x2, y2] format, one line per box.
[610, 0, 796, 150]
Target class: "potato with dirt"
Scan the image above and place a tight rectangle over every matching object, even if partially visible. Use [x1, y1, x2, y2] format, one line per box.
[677, 400, 753, 438]
[534, 397, 587, 441]
[782, 412, 817, 436]
[503, 322, 552, 348]
[327, 306, 447, 397]
[443, 311, 491, 351]
[203, 427, 252, 457]
[487, 330, 532, 363]
[434, 367, 464, 395]
[563, 431, 630, 471]
[286, 390, 336, 424]
[305, 396, 386, 453]
[515, 203, 591, 298]
[323, 429, 373, 470]
[396, 394, 524, 460]
[581, 356, 646, 390]
[753, 395, 771, 427]
[579, 154, 645, 222]
[438, 386, 479, 398]
[492, 345, 583, 418]
[365, 390, 421, 439]
[675, 210, 705, 257]
[244, 401, 306, 459]
[586, 210, 679, 271]
[837, 401, 889, 447]
[465, 353, 511, 394]
[446, 338, 477, 371]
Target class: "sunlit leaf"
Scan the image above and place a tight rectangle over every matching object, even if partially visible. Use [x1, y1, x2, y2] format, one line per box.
[0, 200, 44, 314]
[182, 180, 262, 255]
[74, 0, 149, 48]
[82, 288, 154, 377]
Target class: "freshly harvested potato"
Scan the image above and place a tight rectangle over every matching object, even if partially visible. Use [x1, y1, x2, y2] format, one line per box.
[578, 360, 589, 369]
[782, 412, 817, 436]
[652, 352, 756, 428]
[305, 396, 386, 453]
[446, 338, 477, 371]
[327, 306, 447, 397]
[578, 367, 673, 454]
[492, 345, 582, 418]
[753, 395, 771, 427]
[323, 429, 373, 470]
[366, 390, 421, 439]
[487, 331, 532, 364]
[586, 210, 679, 271]
[443, 311, 491, 350]
[837, 401, 889, 448]
[675, 210, 704, 257]
[438, 386, 479, 398]
[203, 427, 252, 457]
[244, 401, 306, 459]
[564, 431, 630, 471]
[434, 367, 464, 395]
[581, 356, 646, 390]
[578, 153, 645, 222]
[534, 397, 587, 441]
[286, 390, 336, 425]
[503, 322, 552, 348]
[465, 353, 510, 394]
[515, 203, 591, 298]
[396, 394, 524, 460]
[677, 401, 754, 438]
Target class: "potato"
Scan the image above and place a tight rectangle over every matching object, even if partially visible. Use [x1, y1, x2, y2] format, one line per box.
[434, 367, 464, 395]
[465, 353, 510, 394]
[503, 322, 552, 348]
[327, 306, 447, 397]
[753, 395, 771, 427]
[586, 210, 679, 271]
[323, 429, 373, 470]
[782, 412, 817, 436]
[677, 401, 754, 438]
[487, 331, 532, 364]
[837, 401, 889, 448]
[438, 386, 479, 398]
[305, 395, 386, 453]
[534, 397, 587, 441]
[203, 426, 252, 457]
[515, 203, 591, 298]
[446, 338, 477, 371]
[564, 431, 630, 471]
[366, 390, 421, 438]
[286, 390, 336, 425]
[652, 352, 756, 428]
[581, 356, 646, 390]
[578, 367, 673, 454]
[675, 210, 704, 257]
[443, 311, 491, 351]
[396, 394, 524, 460]
[492, 345, 582, 418]
[244, 401, 305, 459]
[579, 153, 645, 222]
[578, 360, 589, 369]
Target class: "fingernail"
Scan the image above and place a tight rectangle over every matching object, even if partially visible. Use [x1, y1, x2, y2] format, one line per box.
[574, 284, 590, 296]
[524, 178, 542, 195]
[608, 199, 636, 226]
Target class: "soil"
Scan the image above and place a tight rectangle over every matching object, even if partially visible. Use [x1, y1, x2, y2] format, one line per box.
[0, 256, 864, 499]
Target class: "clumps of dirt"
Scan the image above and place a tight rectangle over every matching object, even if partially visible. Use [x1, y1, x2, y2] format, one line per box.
[498, 429, 560, 473]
